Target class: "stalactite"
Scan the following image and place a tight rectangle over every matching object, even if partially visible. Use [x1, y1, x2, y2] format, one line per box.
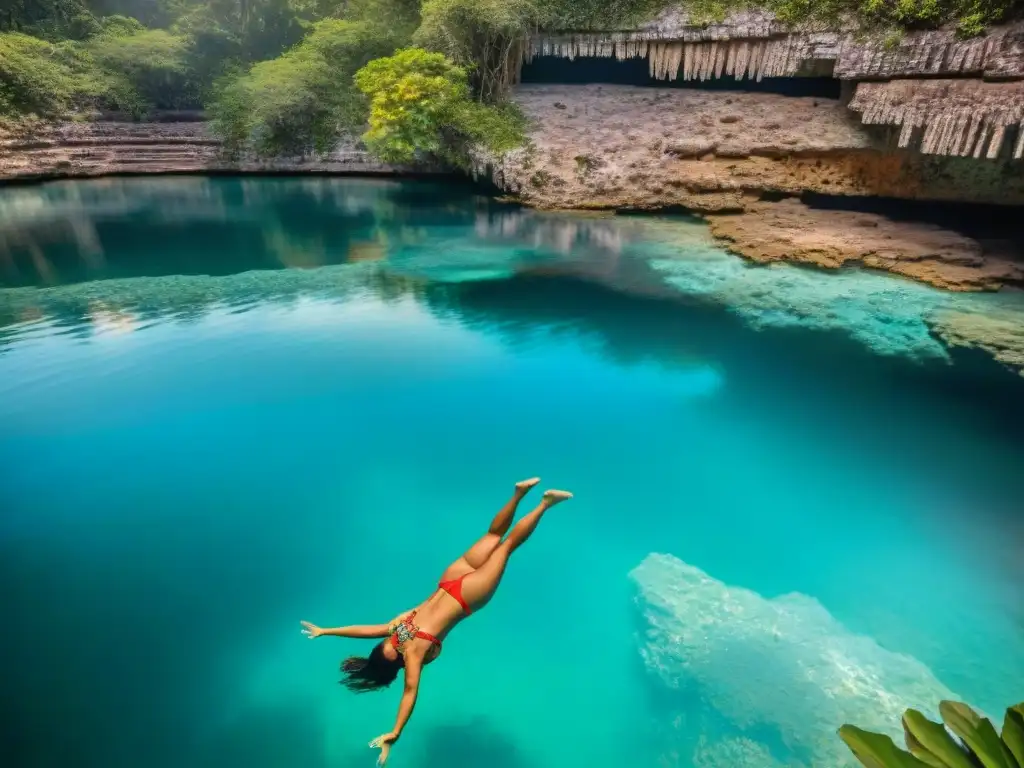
[850, 80, 1024, 160]
[898, 117, 916, 149]
[987, 124, 1006, 159]
[961, 113, 981, 157]
[529, 34, 813, 82]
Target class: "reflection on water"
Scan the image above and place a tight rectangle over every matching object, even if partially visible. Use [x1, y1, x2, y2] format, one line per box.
[3, 177, 1024, 380]
[0, 177, 650, 288]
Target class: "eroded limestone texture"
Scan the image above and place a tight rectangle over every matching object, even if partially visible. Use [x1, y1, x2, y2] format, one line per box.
[488, 85, 1024, 213]
[0, 121, 407, 181]
[705, 199, 1024, 292]
[630, 553, 956, 768]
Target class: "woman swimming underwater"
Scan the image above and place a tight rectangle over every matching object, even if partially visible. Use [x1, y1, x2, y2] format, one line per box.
[300, 478, 573, 766]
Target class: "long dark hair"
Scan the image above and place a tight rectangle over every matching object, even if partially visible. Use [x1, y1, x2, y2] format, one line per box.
[340, 641, 403, 693]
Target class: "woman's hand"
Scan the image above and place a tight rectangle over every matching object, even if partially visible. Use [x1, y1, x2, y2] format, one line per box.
[368, 731, 399, 766]
[300, 621, 323, 639]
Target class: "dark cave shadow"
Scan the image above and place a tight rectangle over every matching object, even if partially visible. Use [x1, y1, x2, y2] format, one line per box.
[412, 719, 536, 768]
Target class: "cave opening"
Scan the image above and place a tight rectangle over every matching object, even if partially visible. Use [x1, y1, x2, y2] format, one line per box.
[520, 55, 842, 98]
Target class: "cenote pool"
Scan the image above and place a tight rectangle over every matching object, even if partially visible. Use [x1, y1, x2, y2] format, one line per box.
[1, 177, 1022, 768]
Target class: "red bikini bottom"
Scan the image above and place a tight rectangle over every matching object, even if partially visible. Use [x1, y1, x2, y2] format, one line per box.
[438, 573, 472, 614]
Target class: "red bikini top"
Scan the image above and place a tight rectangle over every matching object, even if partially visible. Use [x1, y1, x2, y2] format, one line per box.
[388, 611, 441, 658]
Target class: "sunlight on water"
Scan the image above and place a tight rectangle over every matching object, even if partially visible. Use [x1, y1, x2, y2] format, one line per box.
[1, 178, 1022, 768]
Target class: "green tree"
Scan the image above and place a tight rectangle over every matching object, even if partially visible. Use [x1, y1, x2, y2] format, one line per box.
[209, 18, 399, 155]
[87, 26, 192, 113]
[0, 31, 101, 117]
[2, 0, 100, 38]
[414, 0, 539, 102]
[533, 0, 673, 29]
[354, 47, 526, 166]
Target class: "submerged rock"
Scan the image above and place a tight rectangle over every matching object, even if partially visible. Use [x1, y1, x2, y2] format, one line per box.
[929, 303, 1024, 376]
[629, 553, 956, 767]
[705, 199, 1024, 292]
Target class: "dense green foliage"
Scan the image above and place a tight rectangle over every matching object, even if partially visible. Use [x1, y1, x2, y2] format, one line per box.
[87, 26, 192, 114]
[0, 31, 97, 117]
[535, 0, 674, 29]
[839, 699, 1024, 768]
[210, 18, 403, 155]
[3, 0, 1023, 156]
[354, 47, 525, 165]
[414, 0, 538, 101]
[1, 1, 336, 119]
[685, 0, 1023, 36]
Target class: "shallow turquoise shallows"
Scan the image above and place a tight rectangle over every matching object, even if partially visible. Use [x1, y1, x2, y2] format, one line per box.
[1, 177, 1023, 768]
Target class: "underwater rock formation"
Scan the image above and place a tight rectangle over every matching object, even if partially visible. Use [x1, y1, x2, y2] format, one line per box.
[930, 305, 1024, 376]
[630, 553, 956, 768]
[705, 199, 1024, 292]
[0, 120, 409, 181]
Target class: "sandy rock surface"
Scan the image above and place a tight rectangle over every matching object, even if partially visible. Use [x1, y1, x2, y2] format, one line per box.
[492, 84, 1024, 213]
[705, 199, 1024, 292]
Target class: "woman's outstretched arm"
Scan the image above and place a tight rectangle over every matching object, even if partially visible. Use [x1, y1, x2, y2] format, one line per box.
[300, 620, 390, 639]
[370, 656, 422, 766]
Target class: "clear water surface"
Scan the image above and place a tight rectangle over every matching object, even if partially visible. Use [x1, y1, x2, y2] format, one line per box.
[1, 177, 1022, 768]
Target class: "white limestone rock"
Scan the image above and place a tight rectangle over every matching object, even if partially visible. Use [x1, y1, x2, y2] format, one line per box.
[629, 553, 957, 767]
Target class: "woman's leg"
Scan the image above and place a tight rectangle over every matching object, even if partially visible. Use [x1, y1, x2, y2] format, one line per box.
[460, 490, 572, 612]
[438, 478, 540, 582]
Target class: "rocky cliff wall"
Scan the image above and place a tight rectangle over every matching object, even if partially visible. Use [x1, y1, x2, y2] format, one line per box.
[531, 9, 1024, 81]
[527, 10, 1024, 159]
[493, 84, 1023, 212]
[0, 120, 412, 181]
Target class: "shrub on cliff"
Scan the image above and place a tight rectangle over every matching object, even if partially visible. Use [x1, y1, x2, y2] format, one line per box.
[354, 47, 526, 166]
[0, 31, 100, 118]
[208, 19, 400, 156]
[683, 0, 1023, 35]
[415, 0, 539, 102]
[86, 27, 194, 115]
[533, 0, 1022, 35]
[534, 0, 675, 29]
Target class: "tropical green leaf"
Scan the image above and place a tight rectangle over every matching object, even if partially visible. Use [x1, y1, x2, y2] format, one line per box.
[940, 701, 1016, 768]
[840, 724, 933, 768]
[1002, 704, 1024, 768]
[903, 709, 976, 768]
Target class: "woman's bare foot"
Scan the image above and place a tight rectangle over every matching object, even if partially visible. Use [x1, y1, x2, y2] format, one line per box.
[515, 477, 541, 494]
[542, 489, 573, 506]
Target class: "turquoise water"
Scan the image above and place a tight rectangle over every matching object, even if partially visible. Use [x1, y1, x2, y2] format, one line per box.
[1, 177, 1022, 768]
